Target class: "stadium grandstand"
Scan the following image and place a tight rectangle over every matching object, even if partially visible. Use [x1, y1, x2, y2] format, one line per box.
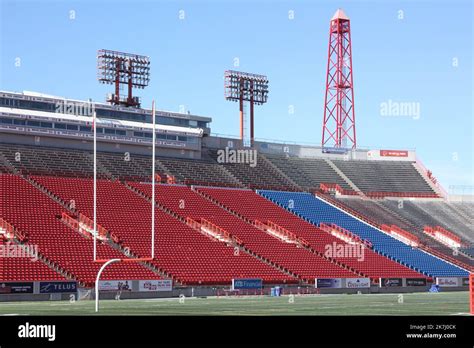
[0, 6, 472, 330]
[0, 88, 472, 298]
[1, 1, 474, 347]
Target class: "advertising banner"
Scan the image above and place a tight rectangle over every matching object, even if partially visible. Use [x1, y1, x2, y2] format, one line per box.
[39, 282, 77, 294]
[139, 280, 172, 292]
[231, 278, 262, 290]
[99, 280, 131, 291]
[315, 278, 342, 288]
[406, 278, 427, 286]
[436, 277, 459, 287]
[379, 278, 403, 287]
[380, 149, 408, 157]
[322, 147, 348, 155]
[346, 278, 370, 288]
[0, 282, 34, 294]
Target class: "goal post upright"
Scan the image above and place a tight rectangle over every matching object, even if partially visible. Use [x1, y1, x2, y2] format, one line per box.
[93, 108, 97, 262]
[94, 257, 154, 312]
[92, 100, 157, 313]
[152, 100, 156, 259]
[95, 258, 120, 312]
[92, 50, 156, 313]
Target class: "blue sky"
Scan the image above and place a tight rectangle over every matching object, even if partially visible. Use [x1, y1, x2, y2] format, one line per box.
[0, 0, 472, 190]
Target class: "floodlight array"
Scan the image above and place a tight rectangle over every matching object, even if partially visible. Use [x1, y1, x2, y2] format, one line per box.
[97, 49, 150, 88]
[224, 70, 269, 105]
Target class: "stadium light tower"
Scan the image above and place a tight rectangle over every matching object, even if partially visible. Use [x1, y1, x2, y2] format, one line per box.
[224, 70, 269, 147]
[322, 9, 357, 149]
[97, 49, 150, 108]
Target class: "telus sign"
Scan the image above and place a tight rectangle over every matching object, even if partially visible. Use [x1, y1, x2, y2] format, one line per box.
[39, 282, 77, 294]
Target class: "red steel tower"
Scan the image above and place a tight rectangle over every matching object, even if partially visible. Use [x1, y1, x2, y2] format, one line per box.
[322, 9, 357, 149]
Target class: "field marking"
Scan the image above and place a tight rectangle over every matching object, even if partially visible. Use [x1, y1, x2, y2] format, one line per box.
[451, 312, 471, 315]
[0, 292, 468, 316]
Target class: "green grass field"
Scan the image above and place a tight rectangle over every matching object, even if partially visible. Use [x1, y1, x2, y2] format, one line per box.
[0, 292, 471, 316]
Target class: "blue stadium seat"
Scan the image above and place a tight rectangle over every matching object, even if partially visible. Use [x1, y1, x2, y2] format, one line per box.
[258, 190, 469, 277]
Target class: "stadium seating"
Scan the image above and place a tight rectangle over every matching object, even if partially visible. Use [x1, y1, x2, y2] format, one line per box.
[258, 190, 469, 277]
[0, 143, 98, 178]
[331, 160, 436, 196]
[0, 154, 12, 174]
[0, 143, 443, 197]
[0, 143, 242, 187]
[0, 144, 444, 197]
[1, 174, 160, 285]
[0, 236, 65, 282]
[460, 247, 474, 258]
[157, 156, 243, 187]
[380, 200, 474, 245]
[336, 198, 411, 230]
[95, 151, 162, 182]
[0, 140, 471, 286]
[130, 183, 358, 281]
[31, 176, 293, 285]
[450, 202, 474, 221]
[196, 187, 426, 279]
[207, 149, 299, 191]
[336, 197, 473, 267]
[265, 154, 351, 190]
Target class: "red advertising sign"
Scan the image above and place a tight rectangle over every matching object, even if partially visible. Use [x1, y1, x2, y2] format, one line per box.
[380, 150, 408, 157]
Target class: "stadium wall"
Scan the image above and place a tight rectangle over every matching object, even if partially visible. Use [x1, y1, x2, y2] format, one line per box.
[0, 133, 202, 159]
[203, 136, 416, 161]
[448, 194, 474, 202]
[0, 283, 469, 302]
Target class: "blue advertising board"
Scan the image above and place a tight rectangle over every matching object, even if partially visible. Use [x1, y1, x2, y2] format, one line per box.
[406, 278, 427, 286]
[380, 278, 403, 287]
[322, 147, 348, 155]
[39, 281, 77, 294]
[232, 278, 262, 290]
[315, 278, 342, 288]
[0, 282, 34, 294]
